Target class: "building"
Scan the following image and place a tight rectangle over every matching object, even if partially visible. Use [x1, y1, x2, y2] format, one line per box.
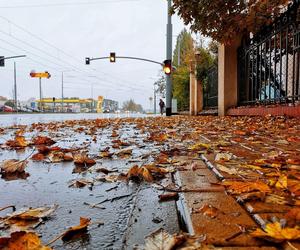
[37, 96, 118, 113]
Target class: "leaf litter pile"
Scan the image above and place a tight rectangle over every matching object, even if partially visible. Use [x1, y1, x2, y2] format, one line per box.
[0, 115, 300, 249]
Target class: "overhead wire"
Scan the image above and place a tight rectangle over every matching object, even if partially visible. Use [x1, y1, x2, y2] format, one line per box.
[0, 0, 141, 9]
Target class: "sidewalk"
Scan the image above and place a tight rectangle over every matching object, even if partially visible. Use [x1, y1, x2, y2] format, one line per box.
[172, 115, 300, 249]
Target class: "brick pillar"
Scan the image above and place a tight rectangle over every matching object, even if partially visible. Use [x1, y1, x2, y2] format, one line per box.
[190, 60, 196, 115]
[218, 40, 240, 116]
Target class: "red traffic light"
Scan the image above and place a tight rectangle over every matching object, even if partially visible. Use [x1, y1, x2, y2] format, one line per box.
[85, 57, 90, 65]
[163, 60, 172, 75]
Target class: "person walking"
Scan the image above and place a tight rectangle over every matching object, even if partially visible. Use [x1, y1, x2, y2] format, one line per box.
[159, 99, 165, 115]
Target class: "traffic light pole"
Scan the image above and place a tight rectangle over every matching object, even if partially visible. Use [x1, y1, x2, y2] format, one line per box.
[166, 0, 173, 116]
[87, 56, 164, 66]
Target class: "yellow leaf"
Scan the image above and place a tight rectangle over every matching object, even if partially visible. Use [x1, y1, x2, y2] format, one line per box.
[251, 222, 300, 242]
[222, 180, 271, 194]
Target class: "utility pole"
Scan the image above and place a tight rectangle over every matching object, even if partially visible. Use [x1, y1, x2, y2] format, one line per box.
[13, 62, 17, 112]
[39, 77, 42, 112]
[91, 83, 94, 113]
[178, 42, 181, 66]
[61, 72, 64, 113]
[154, 84, 157, 114]
[166, 0, 173, 116]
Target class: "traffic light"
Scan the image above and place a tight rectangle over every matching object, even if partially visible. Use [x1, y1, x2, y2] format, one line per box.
[0, 56, 5, 67]
[45, 71, 51, 79]
[85, 57, 90, 65]
[110, 52, 116, 63]
[163, 60, 172, 75]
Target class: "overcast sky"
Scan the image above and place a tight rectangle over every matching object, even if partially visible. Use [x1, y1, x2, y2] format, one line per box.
[0, 0, 186, 109]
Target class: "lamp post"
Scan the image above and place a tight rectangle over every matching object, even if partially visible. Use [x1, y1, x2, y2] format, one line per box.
[166, 0, 173, 116]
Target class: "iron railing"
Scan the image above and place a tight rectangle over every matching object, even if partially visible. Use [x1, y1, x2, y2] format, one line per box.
[238, 1, 300, 105]
[204, 65, 218, 108]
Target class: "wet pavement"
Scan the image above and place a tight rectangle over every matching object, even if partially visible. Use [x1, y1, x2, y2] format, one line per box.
[1, 114, 300, 249]
[0, 115, 180, 250]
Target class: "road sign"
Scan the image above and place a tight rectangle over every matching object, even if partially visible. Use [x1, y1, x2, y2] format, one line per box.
[30, 71, 51, 78]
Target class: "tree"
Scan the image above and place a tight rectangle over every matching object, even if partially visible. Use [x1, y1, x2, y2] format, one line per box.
[154, 72, 166, 98]
[173, 28, 195, 68]
[5, 100, 14, 108]
[122, 99, 143, 113]
[171, 0, 292, 44]
[172, 29, 195, 111]
[172, 66, 190, 111]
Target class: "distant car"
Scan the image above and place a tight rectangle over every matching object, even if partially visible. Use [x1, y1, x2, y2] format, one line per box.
[0, 105, 14, 112]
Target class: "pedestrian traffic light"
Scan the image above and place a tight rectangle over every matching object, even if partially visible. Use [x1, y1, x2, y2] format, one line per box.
[85, 57, 90, 65]
[0, 56, 5, 67]
[110, 52, 116, 63]
[163, 60, 172, 75]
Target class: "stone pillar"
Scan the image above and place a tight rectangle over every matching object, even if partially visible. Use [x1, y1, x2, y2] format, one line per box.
[218, 40, 240, 116]
[195, 80, 203, 113]
[190, 60, 196, 115]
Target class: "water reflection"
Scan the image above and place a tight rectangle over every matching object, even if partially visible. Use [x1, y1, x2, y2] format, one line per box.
[0, 113, 148, 127]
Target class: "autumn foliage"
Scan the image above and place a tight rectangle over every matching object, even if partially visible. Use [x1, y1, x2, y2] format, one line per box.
[171, 0, 293, 43]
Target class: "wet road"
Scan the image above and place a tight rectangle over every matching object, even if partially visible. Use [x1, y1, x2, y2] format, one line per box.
[0, 113, 147, 126]
[0, 114, 180, 250]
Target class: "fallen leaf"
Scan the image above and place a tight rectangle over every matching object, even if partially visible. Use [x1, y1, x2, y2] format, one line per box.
[194, 204, 220, 218]
[143, 228, 182, 250]
[0, 231, 51, 250]
[222, 180, 271, 194]
[275, 175, 288, 189]
[69, 179, 94, 188]
[73, 153, 96, 166]
[4, 205, 57, 232]
[48, 151, 65, 163]
[251, 222, 300, 242]
[116, 148, 133, 158]
[6, 136, 28, 148]
[215, 153, 233, 162]
[285, 208, 300, 226]
[61, 217, 91, 241]
[189, 143, 210, 151]
[0, 160, 28, 174]
[32, 136, 55, 146]
[31, 153, 45, 161]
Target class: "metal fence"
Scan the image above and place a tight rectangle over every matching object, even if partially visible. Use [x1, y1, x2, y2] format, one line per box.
[238, 1, 300, 105]
[204, 65, 218, 108]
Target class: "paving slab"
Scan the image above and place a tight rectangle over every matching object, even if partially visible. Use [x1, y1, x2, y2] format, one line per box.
[176, 169, 276, 248]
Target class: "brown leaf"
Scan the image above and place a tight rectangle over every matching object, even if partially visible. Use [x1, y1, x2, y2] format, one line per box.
[0, 231, 52, 250]
[194, 204, 220, 218]
[0, 160, 28, 174]
[31, 153, 45, 161]
[61, 217, 91, 241]
[73, 153, 96, 166]
[32, 136, 55, 146]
